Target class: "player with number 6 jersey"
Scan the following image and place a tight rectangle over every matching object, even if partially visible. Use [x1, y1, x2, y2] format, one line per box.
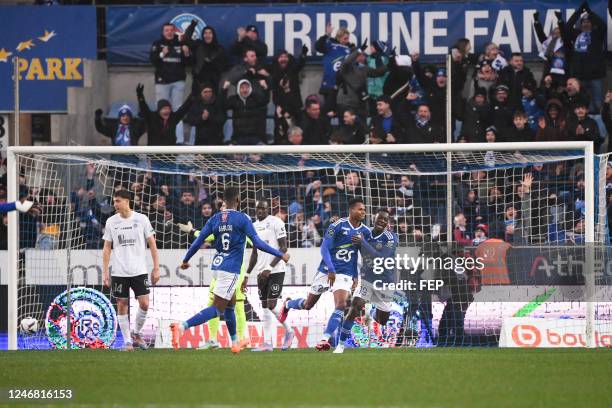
[171, 187, 290, 353]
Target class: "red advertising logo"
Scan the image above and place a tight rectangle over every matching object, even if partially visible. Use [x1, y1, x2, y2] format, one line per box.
[511, 324, 542, 347]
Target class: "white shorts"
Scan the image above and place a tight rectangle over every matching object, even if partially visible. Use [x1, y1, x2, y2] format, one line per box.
[211, 270, 239, 301]
[355, 280, 393, 313]
[309, 271, 353, 295]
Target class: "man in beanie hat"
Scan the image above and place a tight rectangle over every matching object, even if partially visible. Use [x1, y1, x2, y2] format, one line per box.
[567, 97, 601, 150]
[489, 84, 513, 134]
[95, 105, 145, 146]
[230, 24, 268, 59]
[136, 83, 195, 146]
[460, 87, 489, 142]
[183, 82, 227, 146]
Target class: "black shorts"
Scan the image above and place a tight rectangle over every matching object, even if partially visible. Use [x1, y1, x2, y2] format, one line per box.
[111, 274, 150, 298]
[257, 272, 285, 302]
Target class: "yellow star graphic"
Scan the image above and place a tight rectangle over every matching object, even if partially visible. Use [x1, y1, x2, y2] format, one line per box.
[38, 30, 57, 43]
[0, 48, 12, 63]
[16, 40, 34, 52]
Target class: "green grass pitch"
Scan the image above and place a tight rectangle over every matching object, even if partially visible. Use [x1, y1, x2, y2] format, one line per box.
[1, 348, 611, 408]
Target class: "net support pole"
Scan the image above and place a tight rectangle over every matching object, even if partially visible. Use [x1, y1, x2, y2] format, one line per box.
[12, 57, 20, 148]
[584, 142, 595, 348]
[65, 165, 73, 350]
[446, 54, 453, 244]
[7, 149, 18, 350]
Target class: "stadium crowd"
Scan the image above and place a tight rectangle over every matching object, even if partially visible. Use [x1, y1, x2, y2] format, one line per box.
[2, 2, 611, 253]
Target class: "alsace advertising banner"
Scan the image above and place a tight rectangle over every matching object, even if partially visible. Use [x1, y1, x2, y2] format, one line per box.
[106, 0, 610, 64]
[0, 6, 97, 112]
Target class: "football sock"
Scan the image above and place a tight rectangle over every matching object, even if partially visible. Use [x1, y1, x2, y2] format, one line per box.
[287, 298, 305, 310]
[118, 314, 132, 345]
[133, 307, 148, 335]
[323, 309, 344, 340]
[224, 306, 238, 344]
[263, 308, 275, 345]
[184, 306, 222, 330]
[339, 317, 355, 342]
[235, 300, 247, 341]
[271, 302, 290, 331]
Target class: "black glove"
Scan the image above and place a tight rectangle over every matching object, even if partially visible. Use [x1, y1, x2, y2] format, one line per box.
[301, 44, 309, 57]
[190, 19, 198, 27]
[136, 83, 144, 98]
[533, 11, 539, 21]
[580, 1, 588, 11]
[360, 38, 368, 52]
[95, 109, 103, 118]
[554, 10, 563, 21]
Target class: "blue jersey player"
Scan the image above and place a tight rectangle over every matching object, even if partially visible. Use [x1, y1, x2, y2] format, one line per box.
[279, 198, 369, 351]
[334, 209, 398, 353]
[170, 187, 290, 353]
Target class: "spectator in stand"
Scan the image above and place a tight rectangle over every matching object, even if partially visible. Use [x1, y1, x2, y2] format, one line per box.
[406, 104, 444, 144]
[489, 85, 514, 135]
[183, 21, 229, 93]
[221, 79, 269, 145]
[95, 105, 145, 146]
[567, 99, 601, 149]
[473, 60, 498, 99]
[298, 96, 331, 144]
[286, 126, 304, 145]
[171, 190, 198, 224]
[450, 38, 474, 112]
[335, 109, 367, 144]
[536, 98, 567, 141]
[226, 49, 270, 98]
[563, 77, 590, 117]
[230, 25, 268, 59]
[604, 91, 612, 152]
[498, 52, 535, 109]
[533, 11, 568, 86]
[367, 40, 391, 114]
[271, 47, 307, 143]
[561, 2, 606, 113]
[150, 22, 191, 144]
[420, 67, 448, 128]
[453, 212, 473, 246]
[460, 87, 489, 142]
[137, 83, 194, 146]
[479, 42, 507, 72]
[182, 83, 226, 146]
[501, 111, 535, 143]
[520, 79, 545, 131]
[370, 95, 406, 144]
[337, 41, 388, 120]
[315, 23, 352, 116]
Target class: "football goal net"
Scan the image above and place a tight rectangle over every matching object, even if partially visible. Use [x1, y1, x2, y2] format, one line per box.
[5, 143, 611, 350]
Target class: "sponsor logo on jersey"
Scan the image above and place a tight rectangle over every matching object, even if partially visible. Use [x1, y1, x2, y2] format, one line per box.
[118, 234, 136, 246]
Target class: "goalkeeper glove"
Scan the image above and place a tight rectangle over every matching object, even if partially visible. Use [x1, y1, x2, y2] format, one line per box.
[15, 200, 33, 213]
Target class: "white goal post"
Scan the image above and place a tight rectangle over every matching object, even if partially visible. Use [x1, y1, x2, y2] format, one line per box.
[5, 142, 598, 350]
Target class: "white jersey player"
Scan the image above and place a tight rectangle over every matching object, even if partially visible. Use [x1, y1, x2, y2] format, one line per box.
[245, 200, 293, 351]
[102, 189, 160, 351]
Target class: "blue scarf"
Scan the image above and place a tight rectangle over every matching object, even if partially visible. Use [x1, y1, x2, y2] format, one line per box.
[115, 124, 131, 146]
[574, 32, 591, 53]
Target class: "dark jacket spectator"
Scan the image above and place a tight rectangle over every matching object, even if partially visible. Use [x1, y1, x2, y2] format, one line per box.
[535, 98, 568, 142]
[183, 21, 229, 92]
[335, 109, 367, 144]
[562, 77, 590, 117]
[406, 104, 444, 144]
[337, 47, 388, 118]
[271, 48, 306, 120]
[498, 53, 535, 109]
[418, 65, 448, 128]
[298, 98, 332, 144]
[370, 95, 406, 143]
[562, 3, 606, 81]
[226, 49, 270, 99]
[566, 102, 600, 146]
[137, 84, 193, 146]
[460, 88, 489, 142]
[489, 85, 514, 134]
[501, 113, 535, 143]
[221, 79, 269, 145]
[230, 25, 268, 60]
[95, 106, 145, 146]
[183, 83, 227, 145]
[604, 93, 612, 152]
[149, 23, 190, 85]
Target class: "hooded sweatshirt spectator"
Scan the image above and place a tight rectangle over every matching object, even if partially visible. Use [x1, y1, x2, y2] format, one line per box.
[536, 98, 568, 142]
[460, 88, 490, 142]
[137, 83, 194, 146]
[95, 105, 145, 146]
[183, 83, 227, 145]
[230, 25, 268, 59]
[221, 79, 269, 145]
[183, 21, 229, 92]
[271, 47, 306, 120]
